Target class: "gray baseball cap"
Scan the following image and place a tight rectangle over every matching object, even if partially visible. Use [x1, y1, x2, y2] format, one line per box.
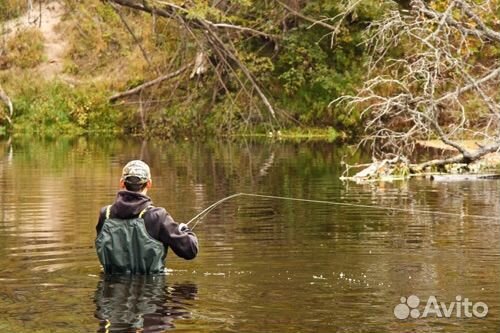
[121, 160, 151, 184]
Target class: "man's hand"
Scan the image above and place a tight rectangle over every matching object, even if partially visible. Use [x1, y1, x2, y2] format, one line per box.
[178, 223, 190, 232]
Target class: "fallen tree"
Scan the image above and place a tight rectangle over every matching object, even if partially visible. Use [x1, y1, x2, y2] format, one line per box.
[334, 0, 500, 179]
[106, 0, 280, 125]
[109, 63, 192, 102]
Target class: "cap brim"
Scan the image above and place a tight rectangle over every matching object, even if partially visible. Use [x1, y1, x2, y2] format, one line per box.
[123, 176, 148, 184]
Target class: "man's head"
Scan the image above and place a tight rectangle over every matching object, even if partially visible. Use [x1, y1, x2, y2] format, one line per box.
[120, 160, 152, 193]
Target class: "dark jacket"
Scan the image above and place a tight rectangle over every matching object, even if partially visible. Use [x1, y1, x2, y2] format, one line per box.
[96, 190, 198, 260]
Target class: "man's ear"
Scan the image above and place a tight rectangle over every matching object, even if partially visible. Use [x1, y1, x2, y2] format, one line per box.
[146, 179, 152, 189]
[119, 179, 126, 189]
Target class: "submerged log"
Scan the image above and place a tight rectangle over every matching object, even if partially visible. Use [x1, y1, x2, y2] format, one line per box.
[341, 153, 500, 183]
[341, 156, 411, 182]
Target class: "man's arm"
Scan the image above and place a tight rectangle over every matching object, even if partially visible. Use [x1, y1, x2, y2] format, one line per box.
[96, 207, 107, 235]
[148, 208, 199, 260]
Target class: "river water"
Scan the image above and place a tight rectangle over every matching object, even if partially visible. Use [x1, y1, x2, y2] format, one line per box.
[0, 137, 499, 333]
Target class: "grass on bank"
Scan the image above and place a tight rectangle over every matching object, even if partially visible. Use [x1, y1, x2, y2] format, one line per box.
[238, 127, 341, 142]
[0, 70, 121, 136]
[1, 0, 366, 138]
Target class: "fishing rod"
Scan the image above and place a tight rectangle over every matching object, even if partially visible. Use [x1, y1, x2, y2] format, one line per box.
[186, 193, 243, 229]
[185, 192, 500, 230]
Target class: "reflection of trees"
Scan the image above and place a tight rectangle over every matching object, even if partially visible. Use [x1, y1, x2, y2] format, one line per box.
[339, 177, 500, 308]
[0, 137, 148, 275]
[0, 138, 13, 244]
[94, 275, 197, 333]
[2, 136, 499, 251]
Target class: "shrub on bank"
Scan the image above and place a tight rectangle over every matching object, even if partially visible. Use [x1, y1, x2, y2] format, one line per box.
[2, 73, 120, 136]
[4, 28, 45, 69]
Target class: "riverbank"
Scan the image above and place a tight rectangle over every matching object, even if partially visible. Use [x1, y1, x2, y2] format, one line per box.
[0, 0, 366, 137]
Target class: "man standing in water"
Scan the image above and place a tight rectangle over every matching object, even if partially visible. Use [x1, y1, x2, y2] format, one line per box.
[95, 160, 198, 274]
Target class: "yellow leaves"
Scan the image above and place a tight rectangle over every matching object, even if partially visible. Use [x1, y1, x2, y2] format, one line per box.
[430, 0, 449, 11]
[186, 1, 224, 21]
[238, 51, 274, 75]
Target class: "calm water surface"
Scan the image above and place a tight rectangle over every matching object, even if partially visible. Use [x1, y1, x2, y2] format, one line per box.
[0, 137, 499, 332]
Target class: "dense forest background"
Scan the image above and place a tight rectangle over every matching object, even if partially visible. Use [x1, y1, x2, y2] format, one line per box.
[0, 0, 499, 143]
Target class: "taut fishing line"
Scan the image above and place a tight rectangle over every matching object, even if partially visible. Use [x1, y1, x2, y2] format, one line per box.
[186, 192, 500, 230]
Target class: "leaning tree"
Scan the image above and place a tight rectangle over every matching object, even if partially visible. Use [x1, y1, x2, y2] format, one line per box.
[105, 0, 282, 129]
[336, 0, 500, 174]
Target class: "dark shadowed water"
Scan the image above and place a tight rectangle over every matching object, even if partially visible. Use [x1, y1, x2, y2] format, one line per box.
[0, 137, 499, 333]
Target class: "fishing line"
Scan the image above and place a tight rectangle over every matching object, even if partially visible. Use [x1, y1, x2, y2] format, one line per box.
[186, 192, 500, 230]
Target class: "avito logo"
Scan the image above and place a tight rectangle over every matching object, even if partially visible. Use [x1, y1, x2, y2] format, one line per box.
[394, 295, 488, 319]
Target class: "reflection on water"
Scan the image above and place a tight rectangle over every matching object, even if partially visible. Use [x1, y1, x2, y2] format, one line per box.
[94, 275, 197, 333]
[0, 137, 499, 332]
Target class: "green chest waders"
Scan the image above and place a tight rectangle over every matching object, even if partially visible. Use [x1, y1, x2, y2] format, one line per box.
[95, 205, 165, 274]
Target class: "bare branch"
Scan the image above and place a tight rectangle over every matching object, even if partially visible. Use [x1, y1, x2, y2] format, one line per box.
[436, 67, 500, 104]
[414, 140, 500, 171]
[109, 63, 191, 102]
[454, 0, 500, 42]
[109, 1, 155, 70]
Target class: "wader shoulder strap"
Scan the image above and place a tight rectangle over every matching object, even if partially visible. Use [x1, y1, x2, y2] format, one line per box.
[139, 205, 153, 219]
[105, 205, 112, 219]
[104, 204, 152, 219]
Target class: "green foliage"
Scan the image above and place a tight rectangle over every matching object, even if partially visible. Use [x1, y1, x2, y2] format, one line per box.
[186, 1, 224, 21]
[272, 25, 365, 132]
[273, 127, 339, 142]
[0, 0, 402, 138]
[6, 75, 119, 136]
[62, 0, 130, 75]
[4, 28, 45, 68]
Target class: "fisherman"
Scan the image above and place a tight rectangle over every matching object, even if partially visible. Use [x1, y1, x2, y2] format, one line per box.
[95, 160, 198, 274]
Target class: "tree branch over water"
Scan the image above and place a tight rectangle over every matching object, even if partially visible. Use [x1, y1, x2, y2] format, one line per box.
[109, 63, 192, 102]
[106, 0, 279, 122]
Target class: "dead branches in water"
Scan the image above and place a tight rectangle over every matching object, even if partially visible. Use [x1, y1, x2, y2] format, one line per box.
[414, 140, 500, 172]
[341, 156, 411, 182]
[334, 0, 500, 169]
[342, 142, 500, 182]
